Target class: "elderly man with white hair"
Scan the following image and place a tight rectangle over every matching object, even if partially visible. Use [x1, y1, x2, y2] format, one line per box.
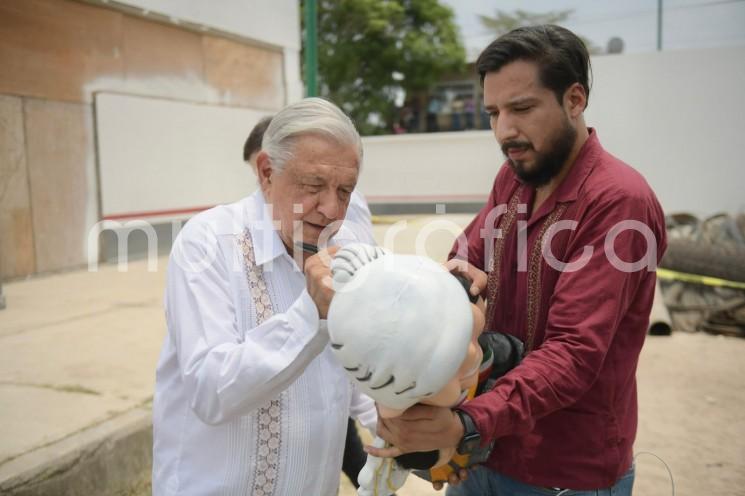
[152, 98, 377, 495]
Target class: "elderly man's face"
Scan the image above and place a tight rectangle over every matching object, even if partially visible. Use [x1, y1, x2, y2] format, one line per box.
[257, 134, 359, 256]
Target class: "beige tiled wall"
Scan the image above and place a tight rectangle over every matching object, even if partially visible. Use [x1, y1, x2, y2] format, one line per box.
[0, 96, 35, 278]
[203, 36, 284, 109]
[0, 0, 124, 103]
[24, 100, 94, 274]
[121, 15, 207, 102]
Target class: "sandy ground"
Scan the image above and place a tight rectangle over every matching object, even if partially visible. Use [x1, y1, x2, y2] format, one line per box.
[2, 214, 742, 495]
[338, 331, 745, 496]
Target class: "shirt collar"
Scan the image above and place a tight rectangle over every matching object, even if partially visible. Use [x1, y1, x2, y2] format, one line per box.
[554, 127, 601, 202]
[244, 190, 289, 267]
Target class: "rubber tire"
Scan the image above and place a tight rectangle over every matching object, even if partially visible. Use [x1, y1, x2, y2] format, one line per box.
[660, 239, 745, 283]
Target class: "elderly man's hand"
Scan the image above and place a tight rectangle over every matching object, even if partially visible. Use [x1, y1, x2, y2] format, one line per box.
[365, 404, 464, 457]
[444, 259, 488, 297]
[304, 246, 339, 319]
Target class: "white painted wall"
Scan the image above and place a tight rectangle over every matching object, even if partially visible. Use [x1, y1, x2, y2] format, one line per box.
[359, 131, 496, 205]
[584, 45, 745, 215]
[360, 45, 745, 215]
[95, 93, 264, 219]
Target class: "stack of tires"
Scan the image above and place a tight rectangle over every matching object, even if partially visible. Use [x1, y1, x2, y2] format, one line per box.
[659, 213, 745, 337]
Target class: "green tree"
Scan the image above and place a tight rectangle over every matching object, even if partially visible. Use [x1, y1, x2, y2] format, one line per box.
[303, 0, 465, 135]
[479, 9, 602, 54]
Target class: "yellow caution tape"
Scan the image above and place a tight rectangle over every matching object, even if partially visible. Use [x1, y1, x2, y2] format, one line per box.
[370, 215, 435, 226]
[657, 267, 745, 290]
[370, 215, 404, 225]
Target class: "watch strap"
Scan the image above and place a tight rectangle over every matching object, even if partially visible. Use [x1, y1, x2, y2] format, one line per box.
[455, 409, 481, 455]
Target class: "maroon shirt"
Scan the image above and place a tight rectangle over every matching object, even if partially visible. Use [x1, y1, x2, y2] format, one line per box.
[450, 129, 666, 489]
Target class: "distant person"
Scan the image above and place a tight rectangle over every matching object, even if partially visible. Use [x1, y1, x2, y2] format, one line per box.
[440, 95, 453, 131]
[426, 96, 441, 132]
[408, 98, 421, 133]
[367, 25, 667, 496]
[463, 97, 475, 130]
[398, 105, 413, 134]
[451, 97, 464, 131]
[153, 98, 378, 495]
[393, 120, 407, 134]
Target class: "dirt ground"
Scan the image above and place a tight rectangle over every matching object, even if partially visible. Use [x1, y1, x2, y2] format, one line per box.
[339, 331, 745, 496]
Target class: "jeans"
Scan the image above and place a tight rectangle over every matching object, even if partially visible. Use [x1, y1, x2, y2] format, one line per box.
[446, 464, 635, 496]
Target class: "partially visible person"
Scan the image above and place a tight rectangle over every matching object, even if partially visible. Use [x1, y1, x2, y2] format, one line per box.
[242, 113, 373, 490]
[463, 97, 475, 130]
[153, 97, 377, 495]
[367, 25, 666, 496]
[451, 97, 464, 131]
[242, 115, 272, 172]
[426, 96, 441, 132]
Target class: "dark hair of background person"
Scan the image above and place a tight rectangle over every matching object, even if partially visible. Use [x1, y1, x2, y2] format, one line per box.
[476, 24, 592, 109]
[243, 115, 274, 162]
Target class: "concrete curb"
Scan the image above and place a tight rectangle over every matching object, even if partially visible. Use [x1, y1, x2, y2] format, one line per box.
[0, 407, 152, 496]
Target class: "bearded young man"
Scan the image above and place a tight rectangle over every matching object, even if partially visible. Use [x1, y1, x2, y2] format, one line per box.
[367, 25, 667, 495]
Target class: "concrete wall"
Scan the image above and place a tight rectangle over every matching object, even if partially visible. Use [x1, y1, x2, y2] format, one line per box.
[360, 45, 745, 216]
[89, 44, 745, 230]
[360, 131, 495, 209]
[584, 45, 745, 216]
[0, 0, 298, 279]
[3, 4, 742, 278]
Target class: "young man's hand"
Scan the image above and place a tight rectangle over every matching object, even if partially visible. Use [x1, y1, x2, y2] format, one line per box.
[445, 259, 487, 297]
[365, 404, 469, 490]
[366, 404, 464, 456]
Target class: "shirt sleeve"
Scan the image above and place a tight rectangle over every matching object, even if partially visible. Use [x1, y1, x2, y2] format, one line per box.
[164, 223, 328, 425]
[459, 192, 666, 442]
[349, 385, 378, 436]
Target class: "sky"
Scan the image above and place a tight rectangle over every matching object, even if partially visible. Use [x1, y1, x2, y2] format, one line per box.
[441, 0, 745, 60]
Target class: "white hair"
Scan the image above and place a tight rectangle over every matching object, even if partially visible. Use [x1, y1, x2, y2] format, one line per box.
[261, 97, 362, 172]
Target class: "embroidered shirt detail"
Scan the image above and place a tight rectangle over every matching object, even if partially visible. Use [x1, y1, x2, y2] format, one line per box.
[238, 230, 283, 496]
[525, 204, 568, 352]
[484, 187, 523, 332]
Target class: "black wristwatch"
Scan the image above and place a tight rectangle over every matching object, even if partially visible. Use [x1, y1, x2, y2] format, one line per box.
[455, 410, 481, 455]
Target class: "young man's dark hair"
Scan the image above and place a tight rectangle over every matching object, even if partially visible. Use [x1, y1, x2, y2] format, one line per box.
[242, 115, 273, 162]
[476, 24, 592, 109]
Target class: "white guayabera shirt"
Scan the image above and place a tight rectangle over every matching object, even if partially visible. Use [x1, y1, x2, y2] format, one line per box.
[152, 190, 377, 496]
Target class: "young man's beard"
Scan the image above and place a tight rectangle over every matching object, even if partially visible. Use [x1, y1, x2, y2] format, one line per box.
[502, 118, 577, 187]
